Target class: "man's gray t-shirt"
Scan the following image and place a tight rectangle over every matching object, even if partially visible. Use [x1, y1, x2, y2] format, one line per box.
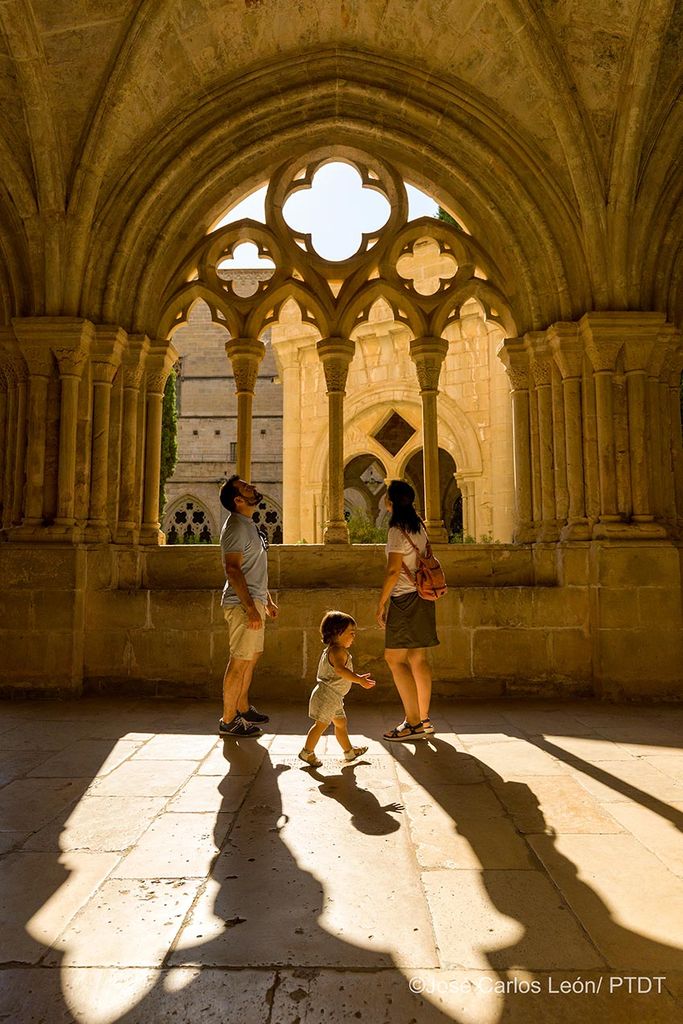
[220, 512, 268, 607]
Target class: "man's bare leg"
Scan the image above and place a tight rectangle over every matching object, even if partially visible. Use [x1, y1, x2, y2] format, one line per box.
[222, 656, 253, 723]
[236, 652, 261, 715]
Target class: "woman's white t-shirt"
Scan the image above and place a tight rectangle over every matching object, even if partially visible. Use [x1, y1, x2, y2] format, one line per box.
[386, 525, 428, 597]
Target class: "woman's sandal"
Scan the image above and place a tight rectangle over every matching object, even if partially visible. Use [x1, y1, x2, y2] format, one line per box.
[420, 718, 435, 735]
[383, 720, 427, 742]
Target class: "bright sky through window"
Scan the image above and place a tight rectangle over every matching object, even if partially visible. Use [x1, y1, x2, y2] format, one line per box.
[214, 163, 439, 267]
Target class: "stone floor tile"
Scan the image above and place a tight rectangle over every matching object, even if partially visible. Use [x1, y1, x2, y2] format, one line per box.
[467, 739, 569, 778]
[111, 812, 233, 878]
[422, 869, 605, 970]
[568, 759, 683, 804]
[0, 830, 28, 854]
[272, 968, 681, 1024]
[0, 778, 87, 832]
[527, 833, 683, 971]
[0, 967, 281, 1024]
[26, 738, 145, 778]
[0, 850, 119, 964]
[456, 729, 526, 745]
[390, 738, 487, 787]
[171, 759, 438, 969]
[604, 801, 683, 877]
[644, 754, 683, 783]
[48, 878, 202, 968]
[0, 748, 58, 784]
[167, 772, 253, 812]
[22, 795, 169, 852]
[489, 775, 625, 834]
[132, 733, 218, 761]
[542, 733, 640, 762]
[86, 759, 198, 797]
[198, 736, 271, 774]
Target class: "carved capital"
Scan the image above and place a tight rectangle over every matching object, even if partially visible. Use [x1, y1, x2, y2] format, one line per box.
[317, 337, 355, 393]
[92, 361, 119, 386]
[53, 346, 89, 378]
[547, 322, 583, 379]
[498, 337, 529, 390]
[579, 311, 667, 373]
[409, 336, 448, 392]
[225, 337, 265, 394]
[91, 325, 126, 382]
[123, 365, 145, 390]
[145, 370, 169, 396]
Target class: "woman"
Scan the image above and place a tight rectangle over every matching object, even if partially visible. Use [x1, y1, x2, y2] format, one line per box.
[376, 479, 440, 740]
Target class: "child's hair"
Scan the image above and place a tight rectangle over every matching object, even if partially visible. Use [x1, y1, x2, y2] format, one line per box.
[320, 610, 356, 645]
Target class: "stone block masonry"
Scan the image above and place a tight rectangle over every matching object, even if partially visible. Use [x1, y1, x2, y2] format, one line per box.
[1, 541, 680, 701]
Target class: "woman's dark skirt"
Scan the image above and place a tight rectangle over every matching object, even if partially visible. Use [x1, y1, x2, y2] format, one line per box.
[385, 591, 439, 649]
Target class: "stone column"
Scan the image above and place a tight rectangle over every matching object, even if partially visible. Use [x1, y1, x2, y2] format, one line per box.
[225, 337, 265, 482]
[0, 353, 18, 530]
[621, 333, 662, 531]
[548, 323, 591, 539]
[499, 339, 535, 542]
[580, 315, 623, 535]
[669, 344, 683, 532]
[271, 341, 301, 544]
[410, 336, 449, 541]
[528, 334, 559, 542]
[140, 344, 177, 545]
[317, 337, 355, 543]
[86, 327, 125, 541]
[10, 363, 28, 526]
[116, 335, 149, 543]
[0, 368, 7, 519]
[12, 320, 56, 532]
[52, 330, 92, 535]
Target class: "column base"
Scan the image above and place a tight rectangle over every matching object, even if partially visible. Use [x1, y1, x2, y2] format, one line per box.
[424, 521, 448, 543]
[37, 521, 83, 542]
[592, 519, 668, 540]
[538, 521, 562, 543]
[560, 519, 592, 541]
[114, 524, 141, 545]
[323, 521, 350, 544]
[513, 522, 538, 544]
[84, 522, 112, 543]
[140, 525, 166, 545]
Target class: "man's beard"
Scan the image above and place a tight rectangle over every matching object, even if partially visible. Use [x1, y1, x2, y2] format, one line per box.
[245, 490, 263, 506]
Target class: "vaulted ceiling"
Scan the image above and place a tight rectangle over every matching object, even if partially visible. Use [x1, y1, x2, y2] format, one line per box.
[0, 0, 680, 335]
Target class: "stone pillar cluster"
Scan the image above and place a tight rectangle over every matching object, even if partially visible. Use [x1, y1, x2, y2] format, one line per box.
[224, 337, 266, 482]
[0, 317, 177, 544]
[500, 312, 682, 541]
[410, 336, 449, 542]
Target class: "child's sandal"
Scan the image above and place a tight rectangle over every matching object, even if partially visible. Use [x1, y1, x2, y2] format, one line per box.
[383, 720, 426, 742]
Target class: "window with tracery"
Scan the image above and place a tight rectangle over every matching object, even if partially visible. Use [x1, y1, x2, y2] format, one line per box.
[164, 497, 215, 544]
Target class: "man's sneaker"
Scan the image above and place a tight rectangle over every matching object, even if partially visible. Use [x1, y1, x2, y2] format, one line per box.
[219, 715, 262, 738]
[240, 705, 270, 724]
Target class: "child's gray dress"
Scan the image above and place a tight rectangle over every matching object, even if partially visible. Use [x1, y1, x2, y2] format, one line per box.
[308, 647, 353, 723]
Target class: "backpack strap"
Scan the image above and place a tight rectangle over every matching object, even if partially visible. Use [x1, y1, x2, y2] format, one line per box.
[397, 523, 429, 581]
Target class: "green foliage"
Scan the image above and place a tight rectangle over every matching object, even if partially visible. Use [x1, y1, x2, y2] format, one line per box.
[159, 368, 178, 518]
[347, 508, 388, 544]
[436, 206, 458, 227]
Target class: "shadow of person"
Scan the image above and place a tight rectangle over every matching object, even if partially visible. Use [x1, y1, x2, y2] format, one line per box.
[112, 741, 461, 1023]
[304, 761, 403, 835]
[388, 735, 683, 1020]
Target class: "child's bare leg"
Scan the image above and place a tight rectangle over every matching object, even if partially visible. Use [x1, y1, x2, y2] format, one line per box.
[333, 716, 352, 752]
[304, 719, 328, 754]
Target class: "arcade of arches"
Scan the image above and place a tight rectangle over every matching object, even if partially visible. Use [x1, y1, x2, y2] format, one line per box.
[0, 2, 681, 703]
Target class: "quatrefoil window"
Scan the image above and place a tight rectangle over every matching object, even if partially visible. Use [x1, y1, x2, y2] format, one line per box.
[216, 242, 275, 296]
[282, 162, 390, 262]
[396, 237, 457, 296]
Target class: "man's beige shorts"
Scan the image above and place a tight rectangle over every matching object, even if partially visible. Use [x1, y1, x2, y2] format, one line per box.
[223, 600, 267, 660]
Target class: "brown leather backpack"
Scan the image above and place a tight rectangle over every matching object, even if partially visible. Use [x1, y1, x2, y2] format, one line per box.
[398, 524, 448, 601]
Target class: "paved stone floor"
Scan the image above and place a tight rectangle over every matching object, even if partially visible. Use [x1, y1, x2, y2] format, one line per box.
[0, 696, 682, 1023]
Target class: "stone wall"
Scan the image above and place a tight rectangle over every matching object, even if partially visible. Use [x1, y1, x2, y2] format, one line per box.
[1, 541, 680, 702]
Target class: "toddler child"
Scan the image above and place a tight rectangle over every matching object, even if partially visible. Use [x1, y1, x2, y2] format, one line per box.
[298, 610, 376, 768]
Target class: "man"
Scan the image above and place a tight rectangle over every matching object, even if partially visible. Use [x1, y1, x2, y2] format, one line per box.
[218, 475, 278, 737]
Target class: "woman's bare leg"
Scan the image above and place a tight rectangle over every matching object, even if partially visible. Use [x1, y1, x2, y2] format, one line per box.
[407, 647, 432, 721]
[384, 648, 420, 724]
